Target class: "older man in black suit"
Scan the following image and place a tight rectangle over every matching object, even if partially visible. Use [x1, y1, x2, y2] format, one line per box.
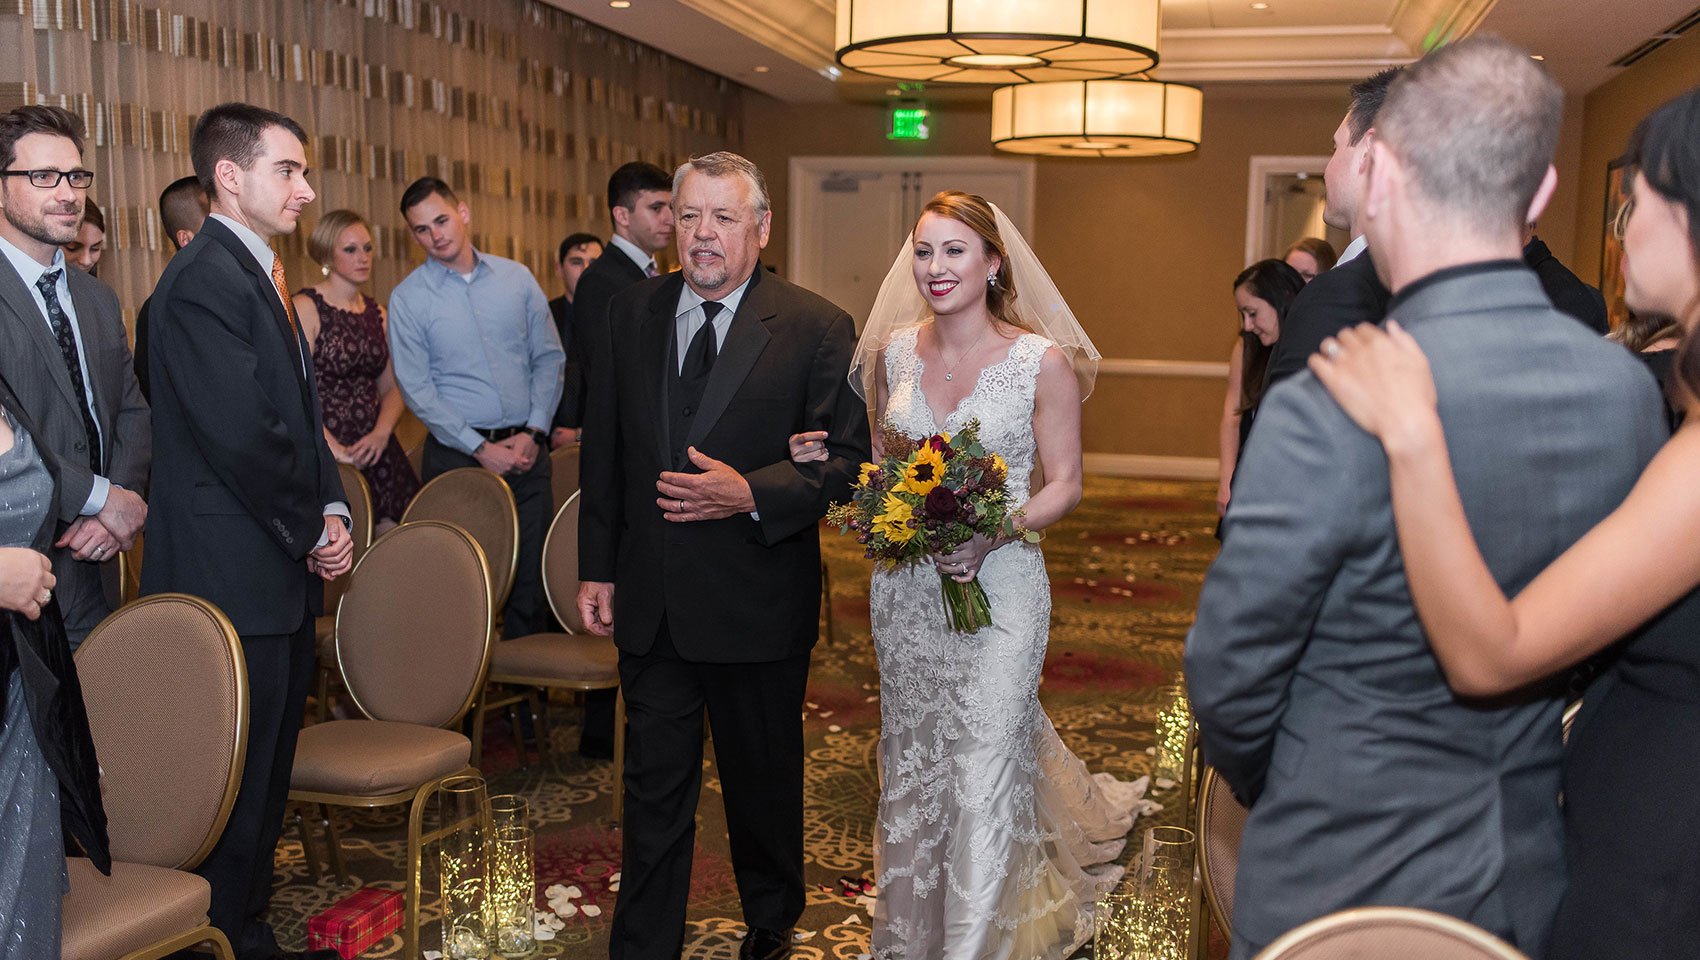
[577, 152, 869, 960]
[0, 105, 150, 649]
[144, 102, 350, 960]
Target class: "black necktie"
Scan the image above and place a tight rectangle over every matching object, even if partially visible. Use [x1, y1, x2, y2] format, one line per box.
[35, 269, 101, 474]
[683, 301, 722, 379]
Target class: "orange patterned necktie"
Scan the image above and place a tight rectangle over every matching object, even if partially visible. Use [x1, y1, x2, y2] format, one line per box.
[269, 255, 301, 342]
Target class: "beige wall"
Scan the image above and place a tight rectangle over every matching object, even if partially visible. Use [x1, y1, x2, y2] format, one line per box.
[1571, 29, 1700, 287]
[742, 89, 1351, 460]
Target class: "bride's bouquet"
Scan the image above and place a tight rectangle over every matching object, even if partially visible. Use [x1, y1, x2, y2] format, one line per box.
[826, 419, 1036, 632]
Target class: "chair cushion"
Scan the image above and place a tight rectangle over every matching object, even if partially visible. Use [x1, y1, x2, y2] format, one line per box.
[291, 720, 471, 796]
[62, 857, 212, 960]
[489, 632, 619, 685]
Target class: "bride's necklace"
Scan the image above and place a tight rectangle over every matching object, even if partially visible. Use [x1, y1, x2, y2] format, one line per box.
[939, 325, 992, 383]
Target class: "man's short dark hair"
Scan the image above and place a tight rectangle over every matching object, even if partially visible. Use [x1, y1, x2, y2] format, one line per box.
[191, 102, 307, 200]
[400, 176, 458, 216]
[0, 105, 85, 171]
[557, 232, 602, 263]
[1346, 68, 1402, 145]
[606, 162, 671, 217]
[158, 175, 208, 250]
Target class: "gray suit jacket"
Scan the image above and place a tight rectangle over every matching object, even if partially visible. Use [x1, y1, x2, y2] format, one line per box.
[0, 258, 151, 634]
[1186, 264, 1666, 959]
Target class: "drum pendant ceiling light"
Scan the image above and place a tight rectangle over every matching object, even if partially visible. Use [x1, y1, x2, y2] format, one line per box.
[835, 0, 1161, 85]
[991, 79, 1203, 157]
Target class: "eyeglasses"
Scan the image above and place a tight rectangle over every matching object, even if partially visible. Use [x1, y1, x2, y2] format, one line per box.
[0, 169, 95, 189]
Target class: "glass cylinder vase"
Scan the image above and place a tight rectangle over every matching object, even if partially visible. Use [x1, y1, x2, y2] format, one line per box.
[1152, 683, 1192, 785]
[438, 774, 494, 960]
[489, 823, 537, 957]
[1135, 825, 1195, 960]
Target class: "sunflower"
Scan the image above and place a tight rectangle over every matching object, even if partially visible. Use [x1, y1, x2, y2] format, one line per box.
[989, 453, 1008, 481]
[873, 493, 917, 543]
[900, 446, 947, 495]
[856, 462, 881, 489]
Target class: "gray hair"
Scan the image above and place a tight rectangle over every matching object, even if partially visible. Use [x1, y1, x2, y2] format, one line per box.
[673, 151, 770, 216]
[1375, 35, 1562, 233]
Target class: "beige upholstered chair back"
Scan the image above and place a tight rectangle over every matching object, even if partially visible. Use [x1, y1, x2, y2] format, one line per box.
[324, 463, 374, 614]
[336, 520, 493, 729]
[1253, 907, 1531, 960]
[400, 467, 519, 608]
[550, 444, 581, 508]
[75, 594, 248, 870]
[542, 492, 584, 633]
[1199, 765, 1248, 933]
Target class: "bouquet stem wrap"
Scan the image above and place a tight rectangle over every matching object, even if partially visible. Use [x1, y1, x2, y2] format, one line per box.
[940, 575, 993, 632]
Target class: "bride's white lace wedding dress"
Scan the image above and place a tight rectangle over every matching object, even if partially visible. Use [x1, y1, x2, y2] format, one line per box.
[869, 327, 1146, 960]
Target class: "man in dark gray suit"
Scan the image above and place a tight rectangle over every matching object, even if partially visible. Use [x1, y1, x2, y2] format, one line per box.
[1187, 37, 1667, 960]
[0, 105, 149, 647]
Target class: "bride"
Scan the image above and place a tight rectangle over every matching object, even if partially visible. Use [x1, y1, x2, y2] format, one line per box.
[791, 190, 1144, 960]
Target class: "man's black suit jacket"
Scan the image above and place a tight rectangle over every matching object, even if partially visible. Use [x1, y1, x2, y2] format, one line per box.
[578, 267, 870, 663]
[561, 244, 647, 430]
[141, 218, 344, 636]
[1262, 249, 1392, 393]
[1524, 237, 1608, 335]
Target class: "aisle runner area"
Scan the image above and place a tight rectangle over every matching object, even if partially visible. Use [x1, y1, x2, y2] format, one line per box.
[269, 477, 1220, 958]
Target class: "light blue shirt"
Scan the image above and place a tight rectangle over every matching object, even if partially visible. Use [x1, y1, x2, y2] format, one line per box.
[387, 248, 565, 455]
[0, 232, 109, 515]
[205, 213, 347, 544]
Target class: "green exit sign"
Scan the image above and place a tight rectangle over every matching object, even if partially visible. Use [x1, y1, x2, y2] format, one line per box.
[889, 107, 930, 141]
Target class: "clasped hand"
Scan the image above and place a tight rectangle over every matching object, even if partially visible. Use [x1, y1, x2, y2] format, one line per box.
[933, 533, 999, 583]
[0, 547, 55, 620]
[656, 447, 755, 522]
[307, 515, 354, 581]
[57, 485, 148, 562]
[474, 433, 538, 476]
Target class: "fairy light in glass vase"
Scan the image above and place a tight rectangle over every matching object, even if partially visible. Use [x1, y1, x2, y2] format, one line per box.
[1153, 682, 1192, 785]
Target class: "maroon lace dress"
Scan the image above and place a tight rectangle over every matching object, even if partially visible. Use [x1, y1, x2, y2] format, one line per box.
[300, 288, 421, 522]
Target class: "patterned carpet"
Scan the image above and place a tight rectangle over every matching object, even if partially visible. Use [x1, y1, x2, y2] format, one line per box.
[269, 476, 1221, 958]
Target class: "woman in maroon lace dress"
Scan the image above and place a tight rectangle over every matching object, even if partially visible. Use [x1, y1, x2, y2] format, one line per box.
[293, 210, 420, 528]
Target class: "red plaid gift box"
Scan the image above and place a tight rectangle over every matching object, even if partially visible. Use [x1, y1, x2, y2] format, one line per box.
[308, 887, 404, 959]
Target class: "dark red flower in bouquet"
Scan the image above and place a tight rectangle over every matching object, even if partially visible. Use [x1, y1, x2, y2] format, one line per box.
[922, 433, 953, 456]
[923, 485, 959, 523]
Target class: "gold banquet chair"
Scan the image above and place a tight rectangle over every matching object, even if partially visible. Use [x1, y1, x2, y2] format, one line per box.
[481, 491, 626, 819]
[315, 462, 375, 720]
[550, 442, 582, 508]
[63, 594, 247, 960]
[400, 466, 519, 613]
[1252, 907, 1531, 960]
[1197, 765, 1249, 947]
[288, 520, 494, 958]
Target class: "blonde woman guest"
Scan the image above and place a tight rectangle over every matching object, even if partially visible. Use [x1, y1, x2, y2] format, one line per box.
[292, 210, 419, 528]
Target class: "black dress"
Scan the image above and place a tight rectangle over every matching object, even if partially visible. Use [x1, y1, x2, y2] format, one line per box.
[1548, 582, 1700, 960]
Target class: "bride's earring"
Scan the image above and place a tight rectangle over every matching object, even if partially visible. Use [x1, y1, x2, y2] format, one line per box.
[320, 264, 331, 276]
[987, 272, 997, 285]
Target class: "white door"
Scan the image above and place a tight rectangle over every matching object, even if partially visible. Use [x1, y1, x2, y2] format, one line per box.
[788, 157, 1037, 329]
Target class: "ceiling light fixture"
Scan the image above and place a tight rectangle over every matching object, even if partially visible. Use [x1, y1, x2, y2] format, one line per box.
[991, 78, 1203, 158]
[1250, 2, 1270, 9]
[1530, 54, 1545, 60]
[608, 0, 630, 7]
[835, 0, 1161, 85]
[753, 65, 770, 72]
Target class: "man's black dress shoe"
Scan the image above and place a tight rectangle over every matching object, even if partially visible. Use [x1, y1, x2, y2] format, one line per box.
[739, 927, 794, 960]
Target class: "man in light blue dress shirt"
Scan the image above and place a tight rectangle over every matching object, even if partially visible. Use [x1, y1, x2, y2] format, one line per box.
[388, 176, 564, 638]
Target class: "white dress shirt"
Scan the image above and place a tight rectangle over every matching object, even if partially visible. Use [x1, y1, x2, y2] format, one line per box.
[608, 232, 658, 277]
[673, 275, 751, 373]
[0, 231, 110, 515]
[206, 213, 348, 545]
[1337, 234, 1369, 265]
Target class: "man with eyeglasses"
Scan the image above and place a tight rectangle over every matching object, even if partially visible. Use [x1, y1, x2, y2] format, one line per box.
[0, 104, 151, 649]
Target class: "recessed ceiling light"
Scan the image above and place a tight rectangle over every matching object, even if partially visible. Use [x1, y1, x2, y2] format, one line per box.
[1250, 2, 1270, 9]
[1530, 54, 1545, 60]
[608, 0, 630, 7]
[753, 65, 770, 73]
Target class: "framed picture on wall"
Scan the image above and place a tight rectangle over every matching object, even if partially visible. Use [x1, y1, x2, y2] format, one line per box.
[1601, 157, 1631, 332]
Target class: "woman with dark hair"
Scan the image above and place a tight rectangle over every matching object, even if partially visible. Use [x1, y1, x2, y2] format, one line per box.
[1609, 295, 1686, 430]
[1309, 85, 1700, 958]
[1217, 259, 1306, 516]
